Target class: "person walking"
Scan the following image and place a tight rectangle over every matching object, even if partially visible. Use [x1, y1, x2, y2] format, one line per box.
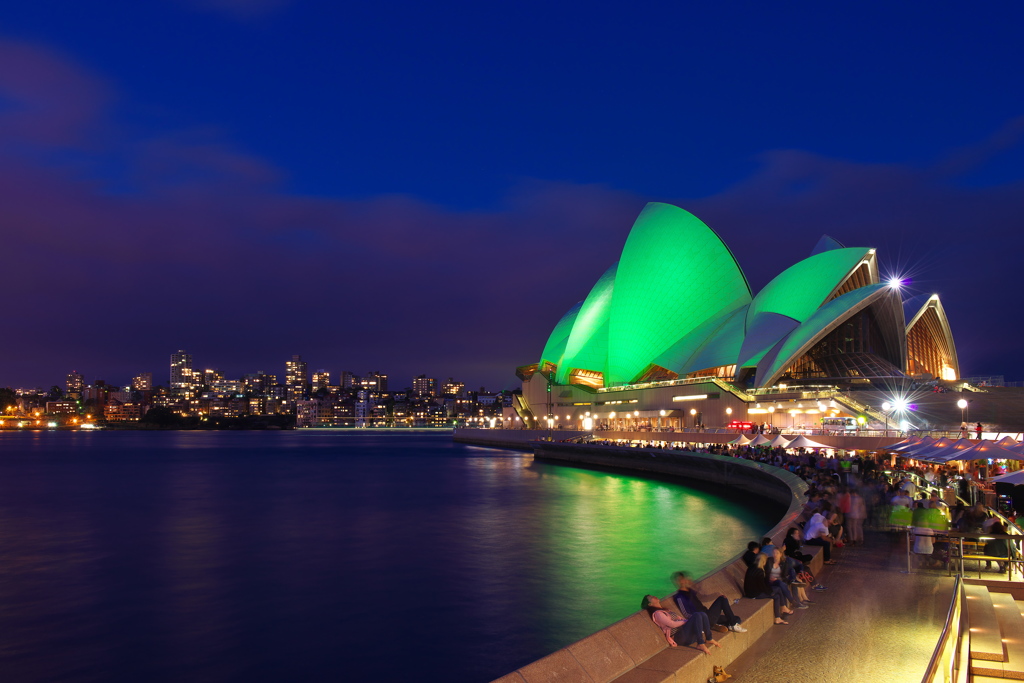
[847, 490, 867, 545]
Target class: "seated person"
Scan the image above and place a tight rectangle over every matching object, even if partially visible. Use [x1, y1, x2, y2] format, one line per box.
[743, 553, 793, 625]
[804, 503, 837, 564]
[741, 541, 761, 568]
[641, 595, 722, 655]
[671, 571, 747, 633]
[784, 527, 813, 564]
[769, 548, 811, 606]
[760, 536, 777, 559]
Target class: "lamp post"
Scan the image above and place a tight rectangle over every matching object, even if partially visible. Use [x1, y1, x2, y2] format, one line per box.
[882, 401, 891, 437]
[956, 398, 970, 428]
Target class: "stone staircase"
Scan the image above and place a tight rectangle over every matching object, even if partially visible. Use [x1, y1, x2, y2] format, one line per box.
[967, 584, 1024, 681]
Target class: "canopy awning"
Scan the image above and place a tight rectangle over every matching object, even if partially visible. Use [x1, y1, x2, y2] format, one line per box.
[748, 434, 772, 446]
[935, 441, 1024, 463]
[768, 435, 791, 448]
[786, 435, 831, 450]
[991, 470, 1024, 485]
[729, 434, 752, 445]
[903, 438, 975, 462]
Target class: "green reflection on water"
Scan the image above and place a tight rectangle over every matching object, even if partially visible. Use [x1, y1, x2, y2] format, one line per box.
[526, 459, 769, 650]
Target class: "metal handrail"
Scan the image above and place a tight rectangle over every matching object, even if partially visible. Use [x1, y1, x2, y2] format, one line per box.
[920, 574, 966, 683]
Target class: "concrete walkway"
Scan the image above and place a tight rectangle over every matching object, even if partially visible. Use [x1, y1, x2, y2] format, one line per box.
[727, 532, 954, 683]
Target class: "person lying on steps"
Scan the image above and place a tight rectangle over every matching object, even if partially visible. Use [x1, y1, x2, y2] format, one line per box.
[671, 571, 747, 633]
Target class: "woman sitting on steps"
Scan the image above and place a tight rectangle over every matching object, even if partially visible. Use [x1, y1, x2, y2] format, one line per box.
[743, 553, 794, 625]
[641, 595, 723, 655]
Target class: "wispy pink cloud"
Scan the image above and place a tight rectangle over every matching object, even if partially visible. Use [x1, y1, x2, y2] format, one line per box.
[0, 40, 109, 149]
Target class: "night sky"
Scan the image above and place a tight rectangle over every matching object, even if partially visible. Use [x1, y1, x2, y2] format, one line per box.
[1, 1, 1022, 391]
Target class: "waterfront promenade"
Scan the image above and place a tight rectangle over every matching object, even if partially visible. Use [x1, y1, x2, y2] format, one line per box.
[458, 429, 957, 682]
[728, 531, 953, 682]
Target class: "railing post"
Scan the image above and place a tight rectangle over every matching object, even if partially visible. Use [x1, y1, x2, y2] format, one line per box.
[909, 528, 917, 573]
[959, 536, 964, 577]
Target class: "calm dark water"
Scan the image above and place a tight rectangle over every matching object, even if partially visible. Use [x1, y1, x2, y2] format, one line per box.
[0, 431, 775, 682]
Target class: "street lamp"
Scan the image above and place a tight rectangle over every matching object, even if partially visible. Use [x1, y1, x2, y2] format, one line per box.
[881, 401, 891, 437]
[957, 398, 970, 427]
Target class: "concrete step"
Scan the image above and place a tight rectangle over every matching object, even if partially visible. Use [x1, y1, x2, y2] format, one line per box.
[968, 584, 1007, 662]
[971, 592, 1024, 680]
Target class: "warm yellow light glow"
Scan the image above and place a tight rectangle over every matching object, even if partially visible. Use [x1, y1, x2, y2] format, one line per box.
[748, 408, 768, 414]
[672, 394, 708, 401]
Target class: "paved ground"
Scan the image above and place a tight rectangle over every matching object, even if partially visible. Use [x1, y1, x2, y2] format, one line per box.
[727, 532, 954, 683]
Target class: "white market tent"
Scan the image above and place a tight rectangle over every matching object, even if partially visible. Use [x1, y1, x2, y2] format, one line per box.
[786, 435, 831, 449]
[729, 434, 752, 445]
[997, 436, 1020, 448]
[748, 434, 772, 446]
[768, 434, 792, 448]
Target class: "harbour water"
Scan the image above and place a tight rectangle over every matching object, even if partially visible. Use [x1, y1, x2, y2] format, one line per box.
[0, 431, 775, 682]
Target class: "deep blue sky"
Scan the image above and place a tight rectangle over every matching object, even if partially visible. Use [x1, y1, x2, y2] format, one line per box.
[1, 1, 1022, 390]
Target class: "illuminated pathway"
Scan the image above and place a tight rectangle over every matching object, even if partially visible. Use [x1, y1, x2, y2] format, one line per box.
[728, 532, 952, 682]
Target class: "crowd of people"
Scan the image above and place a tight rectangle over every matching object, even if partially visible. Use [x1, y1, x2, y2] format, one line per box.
[635, 450, 925, 655]
[640, 524, 834, 654]
[585, 434, 1024, 657]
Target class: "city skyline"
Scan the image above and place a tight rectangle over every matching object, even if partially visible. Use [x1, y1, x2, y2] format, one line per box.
[11, 351, 482, 397]
[0, 4, 1022, 389]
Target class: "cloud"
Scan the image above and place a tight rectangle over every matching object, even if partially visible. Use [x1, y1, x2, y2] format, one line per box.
[0, 36, 1021, 389]
[0, 40, 109, 149]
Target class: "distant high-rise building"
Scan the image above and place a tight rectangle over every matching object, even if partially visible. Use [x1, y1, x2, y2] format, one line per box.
[242, 371, 274, 395]
[132, 372, 153, 391]
[285, 354, 309, 402]
[364, 371, 388, 393]
[312, 370, 331, 392]
[339, 371, 357, 389]
[170, 350, 195, 396]
[412, 375, 437, 397]
[203, 369, 223, 388]
[441, 378, 464, 397]
[66, 371, 84, 399]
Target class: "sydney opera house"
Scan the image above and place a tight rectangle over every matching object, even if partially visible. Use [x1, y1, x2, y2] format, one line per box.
[515, 203, 959, 431]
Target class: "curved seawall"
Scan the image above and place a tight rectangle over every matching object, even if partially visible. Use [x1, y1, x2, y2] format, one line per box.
[459, 433, 811, 683]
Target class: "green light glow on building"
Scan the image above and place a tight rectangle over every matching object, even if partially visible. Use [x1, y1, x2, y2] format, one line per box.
[605, 203, 750, 385]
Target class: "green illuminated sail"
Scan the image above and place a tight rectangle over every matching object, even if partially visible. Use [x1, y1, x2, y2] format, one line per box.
[605, 203, 751, 385]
